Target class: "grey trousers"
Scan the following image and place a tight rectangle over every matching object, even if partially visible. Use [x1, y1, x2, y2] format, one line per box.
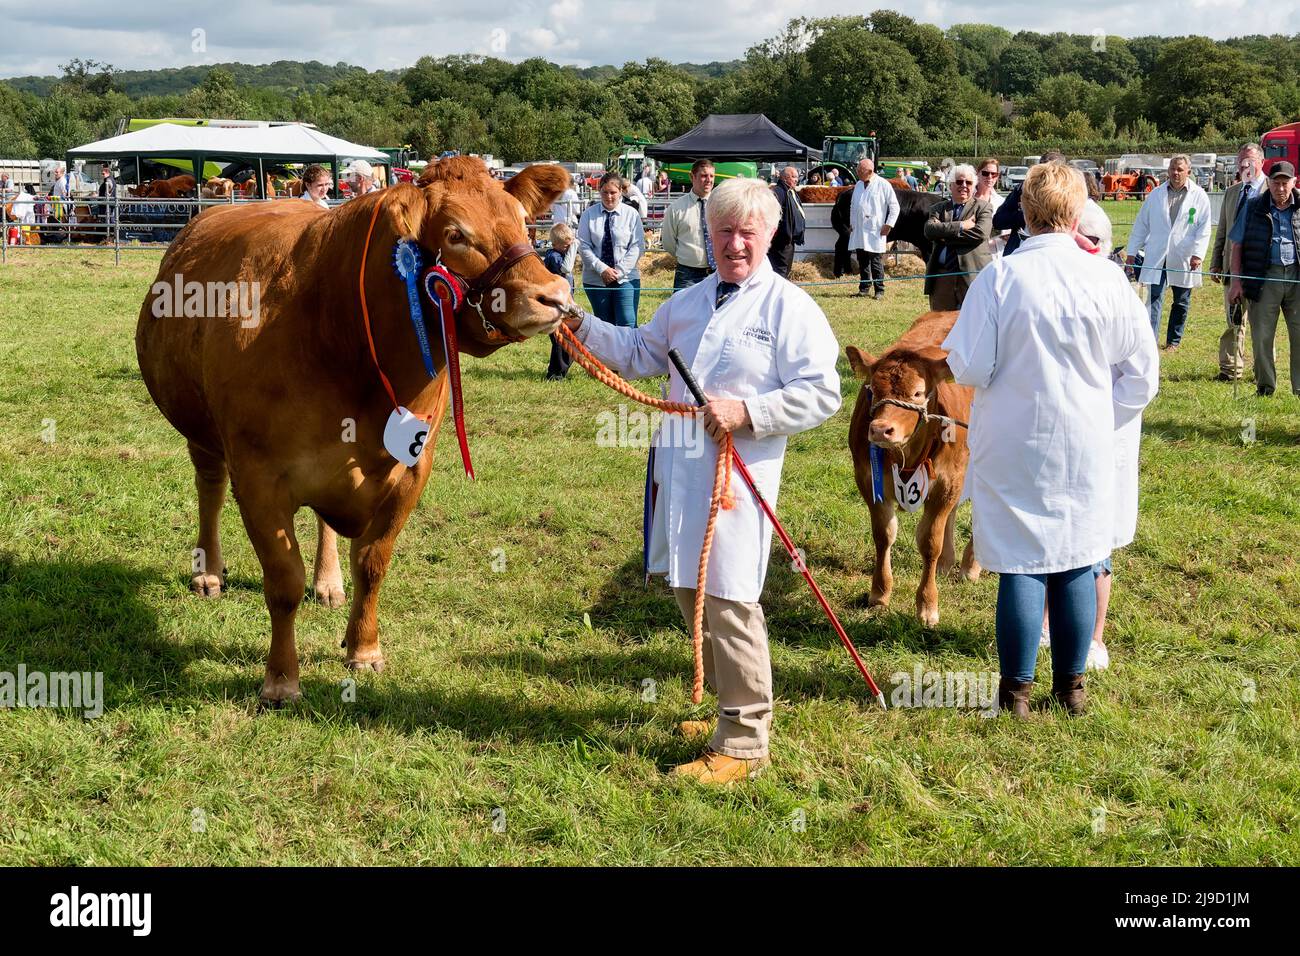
[672, 587, 772, 758]
[1247, 264, 1300, 393]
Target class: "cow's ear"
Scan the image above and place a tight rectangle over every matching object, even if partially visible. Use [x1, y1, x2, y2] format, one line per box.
[384, 182, 427, 240]
[845, 345, 876, 380]
[505, 163, 571, 221]
[916, 346, 954, 383]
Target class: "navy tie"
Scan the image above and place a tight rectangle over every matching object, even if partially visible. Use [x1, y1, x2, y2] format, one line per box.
[700, 199, 715, 270]
[715, 281, 739, 309]
[941, 203, 964, 266]
[600, 210, 617, 269]
[1238, 182, 1252, 217]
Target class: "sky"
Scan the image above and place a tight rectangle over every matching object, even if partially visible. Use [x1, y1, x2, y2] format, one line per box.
[0, 0, 1291, 80]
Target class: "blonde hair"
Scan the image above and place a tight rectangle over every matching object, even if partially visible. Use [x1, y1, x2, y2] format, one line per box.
[549, 222, 573, 243]
[706, 176, 781, 235]
[1022, 161, 1086, 234]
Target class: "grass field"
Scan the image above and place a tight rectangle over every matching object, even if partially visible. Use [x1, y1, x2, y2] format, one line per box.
[1, 236, 1297, 866]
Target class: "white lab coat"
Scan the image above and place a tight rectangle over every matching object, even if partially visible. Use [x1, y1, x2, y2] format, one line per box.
[848, 175, 900, 253]
[1125, 181, 1212, 288]
[942, 232, 1160, 574]
[576, 259, 842, 602]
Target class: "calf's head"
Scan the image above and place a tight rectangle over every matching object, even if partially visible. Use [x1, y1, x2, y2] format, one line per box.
[386, 157, 572, 356]
[846, 344, 953, 450]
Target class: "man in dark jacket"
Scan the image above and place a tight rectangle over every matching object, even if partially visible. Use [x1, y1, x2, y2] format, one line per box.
[767, 166, 806, 278]
[830, 187, 854, 278]
[923, 164, 993, 310]
[1229, 161, 1300, 396]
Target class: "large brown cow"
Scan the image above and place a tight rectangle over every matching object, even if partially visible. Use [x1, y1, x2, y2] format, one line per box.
[136, 157, 572, 705]
[846, 311, 980, 626]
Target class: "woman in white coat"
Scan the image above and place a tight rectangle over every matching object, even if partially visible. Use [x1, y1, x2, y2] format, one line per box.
[1123, 155, 1211, 350]
[562, 177, 842, 783]
[848, 158, 900, 298]
[942, 162, 1160, 718]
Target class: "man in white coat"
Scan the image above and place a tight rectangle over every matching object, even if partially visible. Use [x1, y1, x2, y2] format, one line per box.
[1125, 154, 1211, 351]
[848, 157, 899, 299]
[943, 162, 1159, 718]
[561, 176, 842, 784]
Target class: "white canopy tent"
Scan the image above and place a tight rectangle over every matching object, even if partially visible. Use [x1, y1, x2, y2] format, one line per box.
[67, 123, 389, 198]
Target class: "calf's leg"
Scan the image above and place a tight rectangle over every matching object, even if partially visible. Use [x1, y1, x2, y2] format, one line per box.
[312, 516, 346, 608]
[187, 441, 227, 597]
[915, 495, 957, 627]
[868, 499, 898, 608]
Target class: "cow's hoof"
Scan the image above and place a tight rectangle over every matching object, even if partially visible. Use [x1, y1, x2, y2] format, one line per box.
[313, 581, 347, 608]
[345, 653, 385, 673]
[961, 566, 982, 583]
[191, 572, 223, 598]
[258, 676, 301, 708]
[918, 607, 940, 628]
[868, 593, 891, 609]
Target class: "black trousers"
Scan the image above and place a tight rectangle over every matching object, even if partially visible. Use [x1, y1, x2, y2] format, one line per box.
[547, 332, 572, 379]
[856, 250, 885, 294]
[768, 239, 795, 278]
[833, 233, 853, 277]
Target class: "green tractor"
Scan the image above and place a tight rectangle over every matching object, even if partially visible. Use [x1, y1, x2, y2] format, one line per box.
[807, 134, 880, 185]
[607, 136, 757, 189]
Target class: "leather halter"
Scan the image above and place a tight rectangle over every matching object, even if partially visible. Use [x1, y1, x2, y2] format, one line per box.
[438, 240, 540, 341]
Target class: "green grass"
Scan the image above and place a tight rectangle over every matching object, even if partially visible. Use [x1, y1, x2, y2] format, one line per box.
[0, 240, 1297, 866]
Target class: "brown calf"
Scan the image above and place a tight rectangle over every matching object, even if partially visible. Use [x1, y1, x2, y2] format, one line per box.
[846, 311, 980, 626]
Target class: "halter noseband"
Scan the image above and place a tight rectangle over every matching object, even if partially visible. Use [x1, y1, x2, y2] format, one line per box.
[868, 388, 969, 431]
[435, 240, 540, 341]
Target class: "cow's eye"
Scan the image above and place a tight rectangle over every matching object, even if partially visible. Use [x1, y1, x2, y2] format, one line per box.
[447, 228, 466, 244]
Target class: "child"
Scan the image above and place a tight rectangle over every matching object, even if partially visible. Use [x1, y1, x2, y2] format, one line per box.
[544, 222, 576, 381]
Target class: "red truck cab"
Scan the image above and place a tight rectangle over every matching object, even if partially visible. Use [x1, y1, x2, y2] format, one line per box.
[1262, 121, 1300, 176]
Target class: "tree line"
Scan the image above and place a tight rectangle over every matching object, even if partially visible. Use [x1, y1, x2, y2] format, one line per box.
[1, 14, 1297, 166]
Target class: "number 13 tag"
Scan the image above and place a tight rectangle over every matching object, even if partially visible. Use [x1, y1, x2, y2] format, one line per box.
[892, 463, 930, 513]
[383, 406, 430, 467]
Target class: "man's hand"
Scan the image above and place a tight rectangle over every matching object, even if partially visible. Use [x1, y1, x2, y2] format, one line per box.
[1210, 269, 1221, 285]
[700, 398, 750, 442]
[880, 224, 891, 237]
[1190, 256, 1202, 273]
[1229, 280, 1244, 304]
[960, 218, 976, 231]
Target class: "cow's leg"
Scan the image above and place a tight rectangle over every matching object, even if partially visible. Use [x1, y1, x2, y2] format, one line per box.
[939, 505, 958, 576]
[236, 483, 306, 705]
[187, 441, 227, 597]
[868, 499, 898, 608]
[915, 498, 955, 627]
[960, 538, 982, 582]
[342, 482, 422, 673]
[311, 516, 347, 608]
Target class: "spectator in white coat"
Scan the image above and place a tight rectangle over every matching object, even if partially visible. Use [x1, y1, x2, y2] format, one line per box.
[1125, 155, 1211, 351]
[943, 161, 1159, 718]
[561, 176, 842, 783]
[848, 157, 899, 299]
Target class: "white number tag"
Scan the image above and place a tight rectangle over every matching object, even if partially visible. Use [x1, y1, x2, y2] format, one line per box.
[892, 463, 930, 513]
[383, 406, 430, 467]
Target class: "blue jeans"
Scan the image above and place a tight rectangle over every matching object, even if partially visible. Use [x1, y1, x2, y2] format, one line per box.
[673, 264, 711, 290]
[996, 566, 1096, 683]
[585, 279, 640, 328]
[1147, 269, 1192, 346]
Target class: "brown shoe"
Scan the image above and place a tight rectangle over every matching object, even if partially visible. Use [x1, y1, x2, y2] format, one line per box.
[670, 750, 769, 785]
[998, 677, 1033, 719]
[677, 720, 713, 740]
[1051, 673, 1087, 715]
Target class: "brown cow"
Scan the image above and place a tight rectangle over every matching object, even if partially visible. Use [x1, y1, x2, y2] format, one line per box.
[846, 311, 980, 626]
[136, 157, 572, 705]
[200, 177, 235, 200]
[142, 174, 196, 199]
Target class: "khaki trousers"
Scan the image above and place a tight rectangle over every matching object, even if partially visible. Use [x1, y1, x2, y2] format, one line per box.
[1218, 282, 1248, 378]
[672, 587, 772, 759]
[1247, 264, 1300, 394]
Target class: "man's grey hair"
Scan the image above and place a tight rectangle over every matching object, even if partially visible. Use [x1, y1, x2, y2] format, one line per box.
[1239, 143, 1263, 159]
[1168, 153, 1191, 169]
[949, 163, 977, 185]
[706, 176, 781, 235]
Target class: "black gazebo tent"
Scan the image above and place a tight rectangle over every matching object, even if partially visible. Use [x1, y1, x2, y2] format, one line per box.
[645, 114, 821, 162]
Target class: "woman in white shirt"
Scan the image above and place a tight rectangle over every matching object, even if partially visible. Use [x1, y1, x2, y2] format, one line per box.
[300, 165, 331, 210]
[578, 171, 645, 327]
[942, 162, 1159, 718]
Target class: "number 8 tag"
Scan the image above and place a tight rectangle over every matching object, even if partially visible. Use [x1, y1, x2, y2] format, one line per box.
[892, 463, 930, 513]
[383, 406, 430, 467]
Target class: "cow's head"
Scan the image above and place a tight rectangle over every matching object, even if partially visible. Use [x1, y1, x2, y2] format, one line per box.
[381, 157, 571, 356]
[846, 344, 953, 450]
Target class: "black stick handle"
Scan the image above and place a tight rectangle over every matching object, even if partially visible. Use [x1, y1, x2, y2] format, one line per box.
[667, 348, 708, 407]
